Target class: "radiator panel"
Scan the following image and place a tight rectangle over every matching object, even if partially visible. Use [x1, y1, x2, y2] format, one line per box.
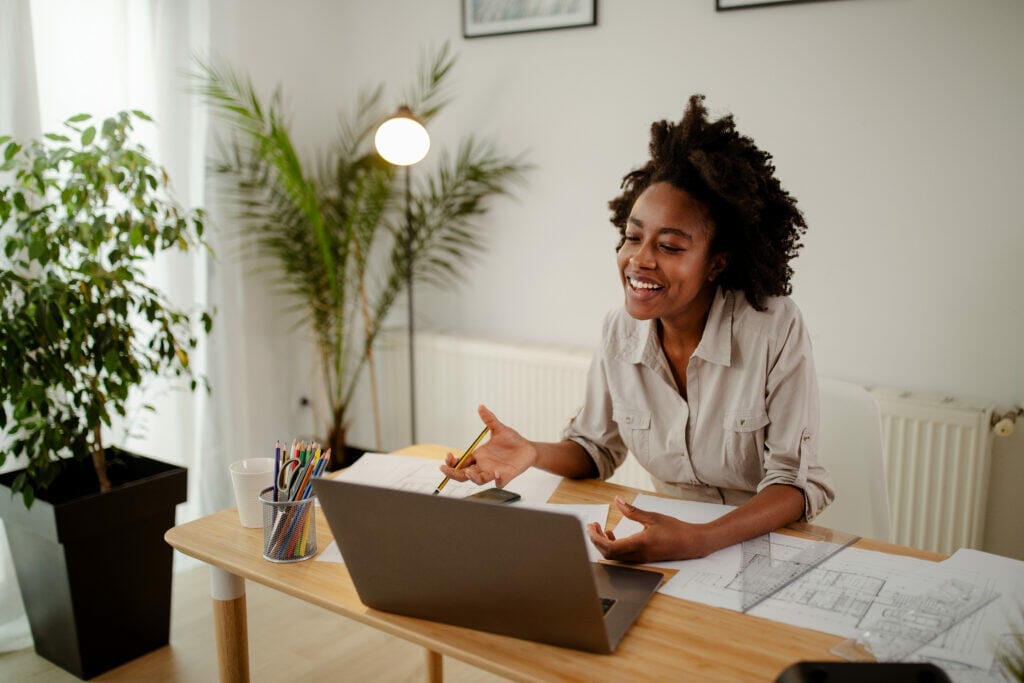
[871, 388, 994, 555]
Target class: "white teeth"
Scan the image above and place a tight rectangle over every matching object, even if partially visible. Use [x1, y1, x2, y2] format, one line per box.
[629, 278, 662, 290]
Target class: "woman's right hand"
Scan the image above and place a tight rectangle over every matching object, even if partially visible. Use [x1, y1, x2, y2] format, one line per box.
[439, 404, 537, 488]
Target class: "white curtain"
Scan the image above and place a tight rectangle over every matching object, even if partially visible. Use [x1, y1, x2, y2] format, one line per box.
[0, 0, 242, 653]
[0, 0, 40, 655]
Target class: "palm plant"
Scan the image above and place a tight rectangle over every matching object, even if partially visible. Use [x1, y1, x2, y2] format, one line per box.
[191, 43, 528, 465]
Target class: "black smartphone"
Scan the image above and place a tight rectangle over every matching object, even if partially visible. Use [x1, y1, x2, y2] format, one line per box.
[465, 487, 521, 504]
[775, 662, 951, 683]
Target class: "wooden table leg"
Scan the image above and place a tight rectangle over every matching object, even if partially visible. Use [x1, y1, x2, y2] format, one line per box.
[210, 566, 250, 683]
[426, 648, 443, 683]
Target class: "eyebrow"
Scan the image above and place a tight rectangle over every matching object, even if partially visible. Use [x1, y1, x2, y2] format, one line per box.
[628, 216, 694, 241]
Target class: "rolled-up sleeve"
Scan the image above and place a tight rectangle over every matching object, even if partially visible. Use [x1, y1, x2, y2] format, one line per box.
[757, 306, 835, 521]
[562, 324, 629, 480]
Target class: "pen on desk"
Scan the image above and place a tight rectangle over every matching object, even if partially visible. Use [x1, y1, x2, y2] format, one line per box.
[433, 426, 489, 495]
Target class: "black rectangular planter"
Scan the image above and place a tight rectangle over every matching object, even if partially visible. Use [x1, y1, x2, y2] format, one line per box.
[0, 452, 187, 680]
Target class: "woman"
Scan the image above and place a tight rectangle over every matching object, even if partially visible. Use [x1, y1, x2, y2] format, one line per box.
[439, 94, 833, 563]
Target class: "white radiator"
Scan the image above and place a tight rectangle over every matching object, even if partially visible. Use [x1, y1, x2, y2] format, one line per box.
[868, 387, 994, 555]
[349, 330, 654, 490]
[350, 331, 996, 553]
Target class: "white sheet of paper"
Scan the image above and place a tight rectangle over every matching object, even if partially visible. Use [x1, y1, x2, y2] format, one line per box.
[913, 548, 1024, 670]
[749, 545, 940, 634]
[315, 540, 343, 563]
[612, 494, 736, 536]
[610, 493, 740, 574]
[621, 493, 1016, 671]
[327, 452, 562, 504]
[629, 493, 949, 637]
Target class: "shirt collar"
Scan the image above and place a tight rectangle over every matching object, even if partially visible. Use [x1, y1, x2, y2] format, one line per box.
[616, 287, 734, 368]
[632, 318, 659, 366]
[693, 287, 733, 367]
[608, 315, 657, 367]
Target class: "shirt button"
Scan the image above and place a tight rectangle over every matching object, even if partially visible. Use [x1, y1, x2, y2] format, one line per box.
[625, 417, 632, 424]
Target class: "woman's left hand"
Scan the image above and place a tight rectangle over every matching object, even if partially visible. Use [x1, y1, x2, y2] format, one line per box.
[586, 497, 710, 563]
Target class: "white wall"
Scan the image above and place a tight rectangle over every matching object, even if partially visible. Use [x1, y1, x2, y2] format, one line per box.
[212, 0, 1023, 558]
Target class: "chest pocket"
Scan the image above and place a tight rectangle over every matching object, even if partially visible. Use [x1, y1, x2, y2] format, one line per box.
[722, 411, 769, 465]
[613, 407, 651, 460]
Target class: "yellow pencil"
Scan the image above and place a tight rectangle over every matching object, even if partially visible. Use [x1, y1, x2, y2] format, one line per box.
[433, 426, 489, 495]
[297, 505, 311, 556]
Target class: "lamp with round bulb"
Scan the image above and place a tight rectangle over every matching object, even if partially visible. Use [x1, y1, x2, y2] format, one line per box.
[374, 106, 430, 442]
[374, 106, 430, 166]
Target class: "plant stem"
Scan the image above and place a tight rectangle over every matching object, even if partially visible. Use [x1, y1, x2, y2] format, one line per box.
[356, 249, 383, 451]
[91, 425, 112, 493]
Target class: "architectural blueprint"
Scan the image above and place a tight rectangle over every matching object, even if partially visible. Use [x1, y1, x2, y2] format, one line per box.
[613, 494, 1023, 680]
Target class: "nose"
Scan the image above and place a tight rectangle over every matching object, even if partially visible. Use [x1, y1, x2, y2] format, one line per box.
[630, 240, 656, 269]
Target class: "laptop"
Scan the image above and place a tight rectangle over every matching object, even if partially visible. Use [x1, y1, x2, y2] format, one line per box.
[312, 479, 663, 654]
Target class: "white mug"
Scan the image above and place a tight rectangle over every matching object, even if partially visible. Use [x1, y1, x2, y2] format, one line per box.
[229, 458, 275, 527]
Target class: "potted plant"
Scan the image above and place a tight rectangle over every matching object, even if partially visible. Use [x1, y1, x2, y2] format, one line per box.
[0, 110, 212, 679]
[191, 42, 529, 466]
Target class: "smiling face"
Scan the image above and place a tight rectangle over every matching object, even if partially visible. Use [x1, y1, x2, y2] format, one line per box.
[617, 182, 728, 329]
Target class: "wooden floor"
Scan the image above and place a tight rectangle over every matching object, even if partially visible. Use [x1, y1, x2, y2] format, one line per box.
[0, 564, 509, 682]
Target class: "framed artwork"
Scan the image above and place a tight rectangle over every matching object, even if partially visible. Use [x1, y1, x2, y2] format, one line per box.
[717, 0, 843, 10]
[463, 0, 597, 39]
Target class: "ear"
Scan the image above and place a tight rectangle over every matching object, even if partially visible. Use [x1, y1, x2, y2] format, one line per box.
[708, 252, 729, 281]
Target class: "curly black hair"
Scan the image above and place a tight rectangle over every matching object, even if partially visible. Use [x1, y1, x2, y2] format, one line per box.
[608, 94, 806, 311]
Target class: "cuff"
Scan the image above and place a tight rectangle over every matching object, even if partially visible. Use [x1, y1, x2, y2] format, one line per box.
[757, 472, 830, 522]
[564, 435, 618, 480]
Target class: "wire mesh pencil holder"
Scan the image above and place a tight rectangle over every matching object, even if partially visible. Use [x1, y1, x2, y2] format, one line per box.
[259, 487, 317, 563]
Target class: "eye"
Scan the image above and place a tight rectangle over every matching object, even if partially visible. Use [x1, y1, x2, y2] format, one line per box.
[659, 243, 684, 253]
[623, 232, 641, 243]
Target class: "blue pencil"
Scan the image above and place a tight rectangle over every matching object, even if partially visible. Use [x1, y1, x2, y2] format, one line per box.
[300, 454, 329, 500]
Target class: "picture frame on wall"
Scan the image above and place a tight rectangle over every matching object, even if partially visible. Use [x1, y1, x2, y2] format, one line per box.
[717, 0, 842, 10]
[463, 0, 597, 39]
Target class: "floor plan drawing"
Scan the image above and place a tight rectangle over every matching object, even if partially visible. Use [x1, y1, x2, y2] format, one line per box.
[765, 564, 884, 620]
[618, 494, 1017, 680]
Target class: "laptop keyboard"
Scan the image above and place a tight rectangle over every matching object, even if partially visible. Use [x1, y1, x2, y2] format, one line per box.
[600, 597, 616, 614]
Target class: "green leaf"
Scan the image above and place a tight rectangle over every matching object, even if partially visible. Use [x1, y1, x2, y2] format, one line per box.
[0, 109, 215, 506]
[66, 113, 91, 123]
[131, 110, 153, 121]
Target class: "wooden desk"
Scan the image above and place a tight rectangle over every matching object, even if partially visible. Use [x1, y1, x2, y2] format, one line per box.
[165, 445, 942, 682]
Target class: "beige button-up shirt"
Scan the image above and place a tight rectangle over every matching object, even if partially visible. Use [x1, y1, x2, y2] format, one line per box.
[563, 288, 834, 520]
